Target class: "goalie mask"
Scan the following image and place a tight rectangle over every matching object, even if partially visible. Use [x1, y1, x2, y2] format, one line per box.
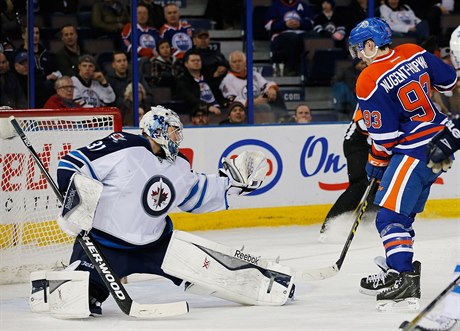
[140, 106, 183, 162]
[450, 26, 460, 76]
[349, 18, 392, 59]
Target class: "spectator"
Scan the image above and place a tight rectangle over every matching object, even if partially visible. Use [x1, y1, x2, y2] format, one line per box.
[219, 101, 247, 125]
[92, 0, 130, 35]
[293, 104, 313, 123]
[122, 3, 160, 59]
[379, 0, 430, 43]
[332, 57, 367, 120]
[17, 24, 57, 107]
[13, 51, 27, 95]
[160, 3, 193, 60]
[138, 0, 166, 29]
[405, 0, 453, 43]
[39, 0, 78, 14]
[190, 102, 210, 126]
[431, 46, 460, 116]
[204, 0, 243, 30]
[192, 29, 228, 84]
[343, 0, 380, 34]
[43, 76, 79, 109]
[71, 55, 116, 108]
[55, 25, 83, 77]
[175, 49, 226, 116]
[265, 0, 315, 76]
[106, 51, 131, 109]
[142, 39, 181, 89]
[0, 35, 15, 68]
[120, 82, 149, 126]
[0, 51, 26, 108]
[220, 50, 286, 115]
[138, 106, 146, 123]
[312, 0, 347, 49]
[0, 0, 14, 40]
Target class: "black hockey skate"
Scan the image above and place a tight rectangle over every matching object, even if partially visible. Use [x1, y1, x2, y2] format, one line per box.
[360, 256, 398, 295]
[89, 297, 102, 316]
[376, 261, 421, 311]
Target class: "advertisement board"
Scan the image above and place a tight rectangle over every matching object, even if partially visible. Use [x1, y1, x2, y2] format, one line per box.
[127, 123, 460, 210]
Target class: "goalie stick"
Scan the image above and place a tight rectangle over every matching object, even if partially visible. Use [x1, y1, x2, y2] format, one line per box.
[296, 178, 378, 281]
[9, 116, 189, 318]
[398, 274, 460, 331]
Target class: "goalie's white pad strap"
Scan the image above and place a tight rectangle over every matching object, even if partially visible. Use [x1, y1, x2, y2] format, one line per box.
[30, 270, 49, 313]
[162, 230, 295, 306]
[47, 270, 90, 319]
[57, 173, 103, 236]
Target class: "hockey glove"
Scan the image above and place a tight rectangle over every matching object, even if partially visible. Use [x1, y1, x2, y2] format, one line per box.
[219, 150, 269, 195]
[366, 151, 389, 181]
[427, 119, 460, 174]
[57, 173, 103, 236]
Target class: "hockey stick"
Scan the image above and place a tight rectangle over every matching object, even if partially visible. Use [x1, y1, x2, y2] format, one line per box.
[399, 274, 460, 331]
[9, 116, 189, 318]
[297, 178, 378, 281]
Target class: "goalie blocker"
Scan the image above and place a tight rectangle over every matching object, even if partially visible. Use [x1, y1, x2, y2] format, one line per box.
[162, 231, 296, 306]
[57, 173, 103, 237]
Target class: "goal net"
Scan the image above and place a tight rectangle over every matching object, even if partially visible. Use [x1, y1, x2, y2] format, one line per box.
[0, 108, 122, 284]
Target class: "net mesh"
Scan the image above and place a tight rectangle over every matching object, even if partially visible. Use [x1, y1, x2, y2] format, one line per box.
[0, 110, 121, 283]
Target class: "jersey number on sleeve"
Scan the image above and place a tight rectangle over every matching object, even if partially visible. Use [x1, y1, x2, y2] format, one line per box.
[398, 72, 436, 122]
[363, 110, 382, 129]
[86, 141, 106, 151]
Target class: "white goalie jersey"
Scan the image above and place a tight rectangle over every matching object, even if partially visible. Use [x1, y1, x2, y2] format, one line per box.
[57, 132, 229, 245]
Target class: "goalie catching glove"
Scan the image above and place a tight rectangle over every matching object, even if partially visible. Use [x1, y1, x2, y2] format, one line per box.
[219, 150, 269, 195]
[57, 173, 103, 236]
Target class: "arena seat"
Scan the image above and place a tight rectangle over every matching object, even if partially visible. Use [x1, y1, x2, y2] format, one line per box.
[82, 38, 115, 56]
[50, 14, 78, 29]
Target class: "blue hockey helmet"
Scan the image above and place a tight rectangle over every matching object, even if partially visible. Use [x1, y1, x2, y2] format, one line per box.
[140, 105, 183, 162]
[348, 18, 392, 58]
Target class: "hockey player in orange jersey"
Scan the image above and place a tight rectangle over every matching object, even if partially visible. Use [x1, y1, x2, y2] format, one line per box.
[348, 17, 457, 311]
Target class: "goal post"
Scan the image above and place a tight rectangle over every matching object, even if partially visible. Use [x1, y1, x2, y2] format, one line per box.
[0, 108, 122, 284]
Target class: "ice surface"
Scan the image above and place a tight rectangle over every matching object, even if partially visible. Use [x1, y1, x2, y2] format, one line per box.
[1, 218, 458, 331]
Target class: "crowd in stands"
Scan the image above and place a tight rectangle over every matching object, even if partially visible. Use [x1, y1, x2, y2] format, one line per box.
[0, 0, 458, 126]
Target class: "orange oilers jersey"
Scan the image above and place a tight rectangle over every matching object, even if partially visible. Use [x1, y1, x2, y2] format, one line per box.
[356, 43, 457, 162]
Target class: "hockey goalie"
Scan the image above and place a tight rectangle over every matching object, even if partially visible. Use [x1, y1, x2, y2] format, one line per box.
[29, 106, 295, 319]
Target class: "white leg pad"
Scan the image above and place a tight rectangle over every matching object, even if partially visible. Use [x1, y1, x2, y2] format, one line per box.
[47, 270, 91, 319]
[162, 231, 295, 306]
[30, 270, 49, 313]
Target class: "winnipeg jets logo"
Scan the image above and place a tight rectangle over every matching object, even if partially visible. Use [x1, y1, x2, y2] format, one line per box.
[142, 176, 175, 216]
[150, 178, 168, 207]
